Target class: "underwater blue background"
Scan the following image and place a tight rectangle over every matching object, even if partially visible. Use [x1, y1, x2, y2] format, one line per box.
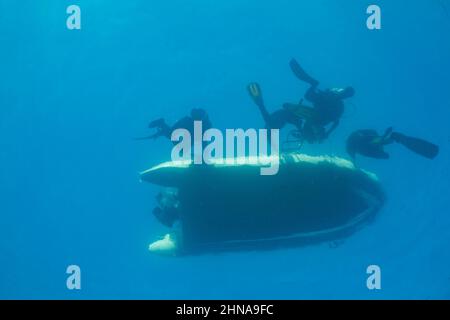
[1, 0, 449, 299]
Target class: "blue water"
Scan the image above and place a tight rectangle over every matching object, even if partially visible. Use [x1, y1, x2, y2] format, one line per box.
[1, 0, 449, 299]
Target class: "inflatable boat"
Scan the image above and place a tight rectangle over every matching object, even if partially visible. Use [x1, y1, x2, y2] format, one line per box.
[141, 153, 384, 255]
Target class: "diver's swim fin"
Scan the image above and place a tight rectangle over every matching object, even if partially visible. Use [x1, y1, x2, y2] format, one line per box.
[283, 103, 317, 121]
[391, 132, 439, 159]
[289, 59, 319, 87]
[247, 82, 265, 108]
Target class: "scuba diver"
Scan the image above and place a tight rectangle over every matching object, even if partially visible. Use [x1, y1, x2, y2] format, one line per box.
[346, 127, 439, 160]
[247, 82, 327, 149]
[287, 58, 355, 141]
[282, 102, 327, 144]
[152, 188, 180, 228]
[136, 108, 212, 142]
[247, 82, 303, 132]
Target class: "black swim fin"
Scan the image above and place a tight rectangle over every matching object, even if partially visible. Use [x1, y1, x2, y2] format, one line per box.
[247, 82, 265, 108]
[391, 132, 439, 159]
[289, 58, 319, 87]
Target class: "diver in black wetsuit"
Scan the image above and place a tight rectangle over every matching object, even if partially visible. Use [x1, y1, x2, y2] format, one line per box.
[136, 108, 212, 142]
[346, 127, 439, 160]
[152, 189, 180, 228]
[247, 82, 303, 131]
[288, 58, 355, 141]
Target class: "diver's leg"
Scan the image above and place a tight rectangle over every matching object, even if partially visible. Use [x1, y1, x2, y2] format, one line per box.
[257, 104, 272, 126]
[147, 118, 170, 138]
[305, 85, 320, 102]
[247, 83, 273, 126]
[366, 147, 390, 159]
[362, 149, 390, 159]
[134, 120, 170, 140]
[149, 118, 166, 128]
[269, 110, 291, 129]
[289, 59, 319, 86]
